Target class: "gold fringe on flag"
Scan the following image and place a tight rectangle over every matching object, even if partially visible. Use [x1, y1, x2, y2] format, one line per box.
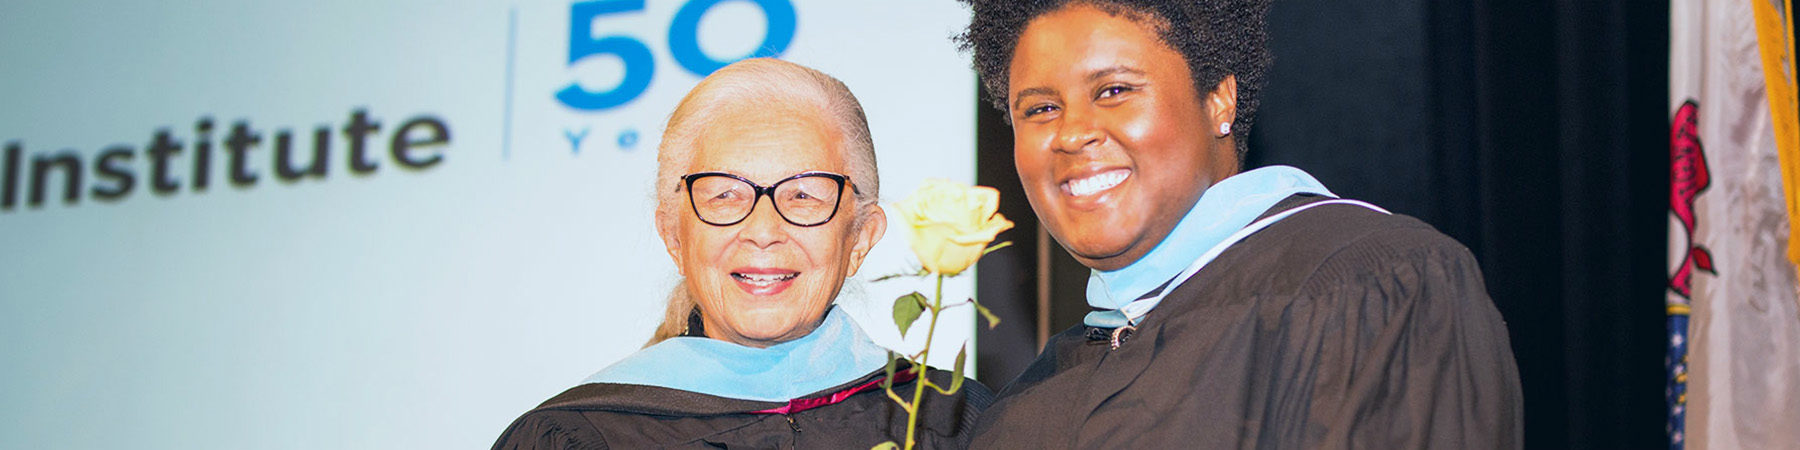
[1754, 0, 1799, 279]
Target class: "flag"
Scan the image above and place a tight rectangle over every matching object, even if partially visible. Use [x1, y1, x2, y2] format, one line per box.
[1667, 0, 1799, 448]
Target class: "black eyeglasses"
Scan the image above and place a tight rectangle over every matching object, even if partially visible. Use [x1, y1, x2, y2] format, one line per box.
[680, 171, 854, 227]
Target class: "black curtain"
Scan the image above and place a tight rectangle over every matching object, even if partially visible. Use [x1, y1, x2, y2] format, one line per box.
[975, 1, 1671, 447]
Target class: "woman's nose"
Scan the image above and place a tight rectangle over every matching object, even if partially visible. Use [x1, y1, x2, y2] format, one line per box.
[737, 196, 789, 248]
[1053, 105, 1103, 153]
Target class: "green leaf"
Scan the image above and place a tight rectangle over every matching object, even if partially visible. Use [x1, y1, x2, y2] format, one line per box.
[973, 299, 1001, 329]
[946, 345, 967, 394]
[892, 292, 927, 337]
[871, 441, 900, 450]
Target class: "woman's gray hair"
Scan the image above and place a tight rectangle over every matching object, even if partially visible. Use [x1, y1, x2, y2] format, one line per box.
[646, 58, 880, 346]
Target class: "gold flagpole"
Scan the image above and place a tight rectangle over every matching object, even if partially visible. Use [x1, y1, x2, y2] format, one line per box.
[1752, 0, 1798, 276]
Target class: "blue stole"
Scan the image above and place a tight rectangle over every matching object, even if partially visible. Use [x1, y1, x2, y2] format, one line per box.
[1085, 166, 1336, 328]
[582, 305, 890, 402]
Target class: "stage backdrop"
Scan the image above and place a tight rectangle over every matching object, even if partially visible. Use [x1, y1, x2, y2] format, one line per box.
[0, 1, 977, 448]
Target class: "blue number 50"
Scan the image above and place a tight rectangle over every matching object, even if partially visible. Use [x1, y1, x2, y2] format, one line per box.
[558, 0, 797, 111]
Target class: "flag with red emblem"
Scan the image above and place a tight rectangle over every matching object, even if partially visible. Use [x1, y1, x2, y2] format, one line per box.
[1666, 0, 1799, 448]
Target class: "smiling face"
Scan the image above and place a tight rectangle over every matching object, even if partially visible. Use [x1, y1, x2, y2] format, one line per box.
[660, 103, 886, 348]
[1007, 4, 1240, 271]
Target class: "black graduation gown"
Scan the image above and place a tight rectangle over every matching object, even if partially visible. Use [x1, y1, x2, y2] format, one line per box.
[494, 366, 992, 449]
[969, 195, 1523, 449]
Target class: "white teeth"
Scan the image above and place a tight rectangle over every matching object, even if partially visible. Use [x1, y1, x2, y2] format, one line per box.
[1066, 170, 1129, 197]
[733, 272, 798, 286]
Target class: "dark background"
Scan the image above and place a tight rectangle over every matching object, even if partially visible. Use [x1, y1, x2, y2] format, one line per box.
[973, 1, 1673, 448]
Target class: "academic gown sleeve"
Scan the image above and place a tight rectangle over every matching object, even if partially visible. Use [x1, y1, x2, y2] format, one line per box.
[1301, 227, 1522, 449]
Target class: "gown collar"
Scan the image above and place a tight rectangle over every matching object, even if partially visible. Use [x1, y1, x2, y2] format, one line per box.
[582, 305, 890, 402]
[1084, 165, 1334, 327]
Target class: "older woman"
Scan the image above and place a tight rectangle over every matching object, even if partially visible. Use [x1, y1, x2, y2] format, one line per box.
[492, 58, 990, 449]
[958, 1, 1521, 448]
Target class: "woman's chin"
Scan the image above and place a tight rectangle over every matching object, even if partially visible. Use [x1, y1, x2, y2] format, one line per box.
[1041, 210, 1144, 265]
[729, 315, 817, 344]
[1053, 231, 1141, 271]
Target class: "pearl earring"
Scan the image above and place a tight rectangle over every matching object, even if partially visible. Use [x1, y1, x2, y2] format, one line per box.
[1218, 122, 1232, 136]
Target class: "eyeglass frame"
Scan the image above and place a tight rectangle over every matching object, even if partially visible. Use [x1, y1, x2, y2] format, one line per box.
[679, 171, 860, 227]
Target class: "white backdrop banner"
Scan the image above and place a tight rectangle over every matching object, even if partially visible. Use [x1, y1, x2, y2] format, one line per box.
[0, 1, 977, 448]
